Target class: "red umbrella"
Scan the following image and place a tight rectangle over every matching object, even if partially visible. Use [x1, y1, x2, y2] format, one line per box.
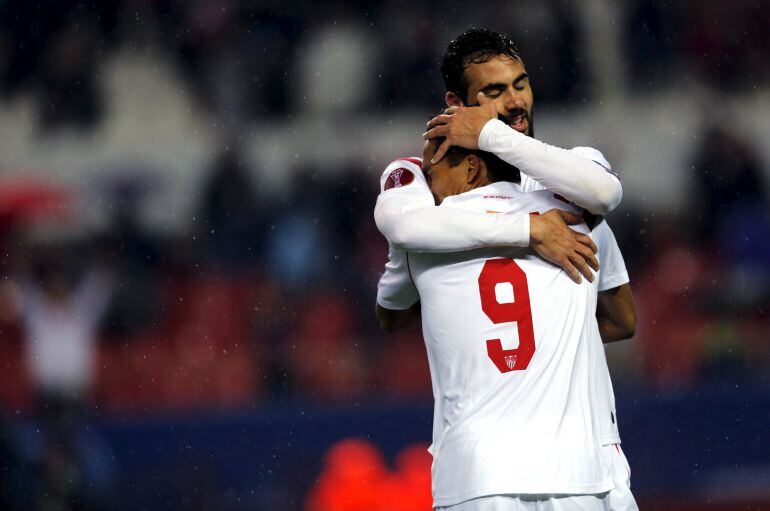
[0, 173, 72, 225]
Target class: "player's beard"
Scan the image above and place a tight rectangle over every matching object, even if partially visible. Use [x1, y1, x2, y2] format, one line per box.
[498, 107, 534, 138]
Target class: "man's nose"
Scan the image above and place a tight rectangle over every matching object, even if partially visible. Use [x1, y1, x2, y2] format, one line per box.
[503, 88, 525, 111]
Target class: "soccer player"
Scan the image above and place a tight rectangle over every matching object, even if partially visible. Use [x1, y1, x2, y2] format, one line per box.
[376, 28, 624, 286]
[377, 138, 634, 510]
[374, 28, 637, 509]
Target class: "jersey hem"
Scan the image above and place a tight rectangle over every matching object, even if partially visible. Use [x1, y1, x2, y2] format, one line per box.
[601, 434, 621, 445]
[598, 272, 629, 292]
[432, 480, 615, 508]
[376, 295, 418, 311]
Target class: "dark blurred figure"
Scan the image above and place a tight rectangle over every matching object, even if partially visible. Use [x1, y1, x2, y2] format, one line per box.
[98, 173, 162, 338]
[680, 0, 770, 91]
[691, 125, 770, 305]
[198, 147, 264, 269]
[38, 9, 104, 131]
[624, 0, 683, 89]
[690, 126, 767, 243]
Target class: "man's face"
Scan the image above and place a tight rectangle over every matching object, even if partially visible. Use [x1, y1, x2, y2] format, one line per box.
[460, 54, 534, 137]
[422, 140, 471, 204]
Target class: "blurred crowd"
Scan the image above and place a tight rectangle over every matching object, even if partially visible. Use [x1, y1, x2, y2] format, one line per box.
[0, 0, 769, 509]
[2, 0, 770, 130]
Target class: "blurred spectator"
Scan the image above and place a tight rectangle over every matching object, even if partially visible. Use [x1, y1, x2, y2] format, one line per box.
[680, 0, 770, 91]
[38, 10, 104, 131]
[624, 0, 684, 89]
[198, 147, 264, 269]
[98, 171, 162, 338]
[690, 126, 765, 236]
[1, 241, 112, 510]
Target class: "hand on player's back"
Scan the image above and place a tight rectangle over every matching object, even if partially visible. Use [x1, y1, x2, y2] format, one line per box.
[529, 209, 599, 284]
[423, 92, 498, 164]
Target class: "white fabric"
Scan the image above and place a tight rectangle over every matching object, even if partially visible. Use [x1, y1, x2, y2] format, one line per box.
[21, 271, 112, 396]
[478, 120, 622, 215]
[377, 243, 419, 310]
[602, 445, 638, 511]
[374, 158, 530, 252]
[590, 222, 630, 445]
[399, 182, 612, 505]
[437, 493, 610, 511]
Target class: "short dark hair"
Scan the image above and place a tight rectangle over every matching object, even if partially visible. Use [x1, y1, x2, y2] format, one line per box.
[441, 28, 521, 103]
[437, 138, 520, 184]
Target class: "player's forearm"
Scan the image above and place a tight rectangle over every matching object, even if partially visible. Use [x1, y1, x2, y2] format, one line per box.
[478, 120, 623, 215]
[374, 197, 530, 252]
[597, 317, 633, 343]
[376, 302, 420, 332]
[596, 284, 636, 343]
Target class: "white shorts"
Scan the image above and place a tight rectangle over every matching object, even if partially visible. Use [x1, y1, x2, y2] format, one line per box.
[603, 444, 638, 511]
[435, 493, 610, 511]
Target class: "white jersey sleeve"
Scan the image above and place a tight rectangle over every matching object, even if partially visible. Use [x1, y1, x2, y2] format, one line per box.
[374, 158, 530, 252]
[376, 244, 419, 310]
[478, 119, 622, 214]
[593, 220, 630, 292]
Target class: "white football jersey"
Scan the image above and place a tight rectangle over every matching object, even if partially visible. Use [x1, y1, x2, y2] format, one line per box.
[375, 154, 627, 506]
[412, 183, 611, 505]
[375, 153, 628, 448]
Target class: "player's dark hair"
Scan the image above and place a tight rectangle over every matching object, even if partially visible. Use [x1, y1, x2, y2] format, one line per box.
[441, 28, 521, 104]
[436, 137, 521, 184]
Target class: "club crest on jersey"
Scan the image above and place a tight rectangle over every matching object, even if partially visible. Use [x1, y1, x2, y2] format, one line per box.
[384, 167, 415, 190]
[504, 355, 518, 370]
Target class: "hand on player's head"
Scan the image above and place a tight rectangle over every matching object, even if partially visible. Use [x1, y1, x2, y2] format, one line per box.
[423, 99, 498, 165]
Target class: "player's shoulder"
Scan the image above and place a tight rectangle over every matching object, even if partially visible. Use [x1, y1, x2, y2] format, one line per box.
[379, 157, 426, 193]
[570, 146, 612, 170]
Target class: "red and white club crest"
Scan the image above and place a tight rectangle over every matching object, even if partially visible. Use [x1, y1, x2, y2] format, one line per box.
[384, 167, 415, 190]
[504, 355, 518, 370]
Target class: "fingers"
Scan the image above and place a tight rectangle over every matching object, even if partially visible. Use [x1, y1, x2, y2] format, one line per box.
[558, 258, 582, 284]
[553, 209, 582, 225]
[432, 139, 451, 164]
[423, 125, 450, 140]
[575, 242, 600, 272]
[477, 91, 490, 105]
[575, 233, 598, 254]
[568, 252, 595, 282]
[426, 114, 453, 130]
[443, 106, 459, 115]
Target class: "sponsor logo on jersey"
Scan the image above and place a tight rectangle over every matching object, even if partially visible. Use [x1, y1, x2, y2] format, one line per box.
[384, 167, 415, 190]
[504, 355, 518, 370]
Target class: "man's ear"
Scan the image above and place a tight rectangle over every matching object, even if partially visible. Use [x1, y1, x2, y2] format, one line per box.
[445, 91, 464, 107]
[466, 155, 481, 184]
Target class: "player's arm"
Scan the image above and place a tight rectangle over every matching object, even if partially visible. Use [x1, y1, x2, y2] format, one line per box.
[374, 159, 531, 252]
[477, 121, 622, 215]
[376, 301, 421, 333]
[425, 99, 622, 215]
[593, 221, 636, 342]
[375, 159, 599, 283]
[375, 245, 421, 332]
[597, 284, 636, 343]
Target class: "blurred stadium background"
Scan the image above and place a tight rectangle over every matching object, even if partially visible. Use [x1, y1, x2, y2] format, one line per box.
[0, 1, 769, 510]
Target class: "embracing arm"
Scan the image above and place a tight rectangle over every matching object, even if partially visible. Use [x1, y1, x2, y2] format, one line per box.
[478, 120, 622, 215]
[374, 194, 530, 252]
[596, 283, 636, 343]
